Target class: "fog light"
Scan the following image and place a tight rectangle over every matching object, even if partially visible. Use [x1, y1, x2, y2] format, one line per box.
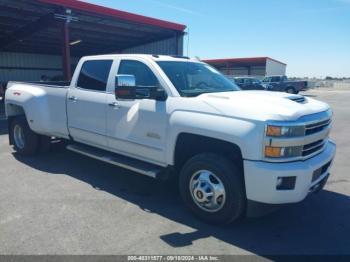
[276, 177, 283, 187]
[276, 176, 296, 190]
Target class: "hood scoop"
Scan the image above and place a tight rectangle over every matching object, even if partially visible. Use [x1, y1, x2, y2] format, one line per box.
[287, 95, 306, 104]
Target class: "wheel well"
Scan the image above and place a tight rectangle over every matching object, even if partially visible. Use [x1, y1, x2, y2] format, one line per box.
[174, 133, 243, 171]
[6, 104, 25, 117]
[286, 86, 295, 91]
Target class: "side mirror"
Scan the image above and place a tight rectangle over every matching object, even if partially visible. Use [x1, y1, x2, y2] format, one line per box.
[115, 75, 136, 100]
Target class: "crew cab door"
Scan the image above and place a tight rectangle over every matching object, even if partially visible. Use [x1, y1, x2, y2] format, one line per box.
[67, 59, 113, 147]
[106, 59, 168, 165]
[270, 76, 282, 91]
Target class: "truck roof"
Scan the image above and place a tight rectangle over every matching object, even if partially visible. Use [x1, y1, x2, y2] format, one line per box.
[265, 75, 287, 78]
[81, 54, 200, 63]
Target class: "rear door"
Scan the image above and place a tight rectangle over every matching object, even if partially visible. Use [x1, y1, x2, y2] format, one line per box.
[67, 59, 113, 147]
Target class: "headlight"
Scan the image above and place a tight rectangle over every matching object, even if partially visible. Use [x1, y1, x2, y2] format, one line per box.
[265, 124, 305, 159]
[266, 125, 304, 137]
[265, 146, 303, 158]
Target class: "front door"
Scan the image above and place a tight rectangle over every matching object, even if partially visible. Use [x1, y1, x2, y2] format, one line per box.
[106, 59, 168, 165]
[67, 59, 113, 147]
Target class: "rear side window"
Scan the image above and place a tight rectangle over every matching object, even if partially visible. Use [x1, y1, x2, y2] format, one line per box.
[245, 79, 252, 84]
[77, 60, 113, 91]
[271, 76, 281, 82]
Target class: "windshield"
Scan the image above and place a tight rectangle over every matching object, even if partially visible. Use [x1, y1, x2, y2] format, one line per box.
[157, 61, 240, 97]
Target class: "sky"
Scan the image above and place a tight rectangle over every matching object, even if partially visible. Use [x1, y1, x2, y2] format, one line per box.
[88, 0, 350, 78]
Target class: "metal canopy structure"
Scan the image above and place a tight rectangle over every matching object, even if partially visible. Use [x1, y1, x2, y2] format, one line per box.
[0, 0, 186, 80]
[203, 57, 287, 77]
[203, 57, 286, 68]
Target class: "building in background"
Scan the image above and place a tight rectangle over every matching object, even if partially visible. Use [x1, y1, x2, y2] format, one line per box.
[0, 0, 186, 83]
[203, 57, 287, 79]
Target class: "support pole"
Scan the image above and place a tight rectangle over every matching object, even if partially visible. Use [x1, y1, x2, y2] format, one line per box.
[226, 63, 230, 76]
[62, 21, 71, 81]
[247, 66, 251, 76]
[174, 32, 179, 55]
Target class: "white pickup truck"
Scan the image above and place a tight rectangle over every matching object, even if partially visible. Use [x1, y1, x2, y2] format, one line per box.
[5, 54, 336, 224]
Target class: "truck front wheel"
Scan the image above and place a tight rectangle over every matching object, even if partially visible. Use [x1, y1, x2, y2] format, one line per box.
[179, 153, 246, 224]
[10, 116, 39, 155]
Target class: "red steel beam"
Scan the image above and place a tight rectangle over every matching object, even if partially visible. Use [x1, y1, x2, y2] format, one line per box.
[37, 0, 186, 31]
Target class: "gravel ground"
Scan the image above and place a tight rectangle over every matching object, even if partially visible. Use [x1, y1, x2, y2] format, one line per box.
[0, 89, 349, 256]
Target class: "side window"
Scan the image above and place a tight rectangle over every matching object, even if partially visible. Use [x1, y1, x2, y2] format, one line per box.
[118, 60, 158, 88]
[235, 78, 243, 84]
[245, 79, 252, 84]
[271, 76, 280, 82]
[77, 60, 113, 91]
[262, 77, 270, 83]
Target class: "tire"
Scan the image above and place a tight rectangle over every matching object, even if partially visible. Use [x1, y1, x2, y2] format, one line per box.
[179, 153, 246, 225]
[286, 87, 296, 94]
[10, 116, 39, 155]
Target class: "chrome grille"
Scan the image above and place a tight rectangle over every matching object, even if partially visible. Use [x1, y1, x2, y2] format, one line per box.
[265, 110, 332, 162]
[302, 139, 326, 157]
[305, 119, 331, 136]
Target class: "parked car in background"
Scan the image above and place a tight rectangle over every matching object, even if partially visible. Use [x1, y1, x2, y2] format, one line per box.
[262, 75, 308, 94]
[233, 77, 265, 90]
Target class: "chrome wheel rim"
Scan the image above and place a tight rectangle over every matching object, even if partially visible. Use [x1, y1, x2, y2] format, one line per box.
[287, 89, 294, 94]
[13, 125, 25, 149]
[189, 170, 226, 212]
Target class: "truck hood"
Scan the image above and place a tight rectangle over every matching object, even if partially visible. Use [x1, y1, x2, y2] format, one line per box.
[199, 91, 330, 121]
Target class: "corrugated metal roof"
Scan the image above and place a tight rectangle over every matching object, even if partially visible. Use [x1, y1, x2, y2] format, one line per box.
[38, 0, 186, 32]
[203, 57, 287, 66]
[0, 0, 186, 56]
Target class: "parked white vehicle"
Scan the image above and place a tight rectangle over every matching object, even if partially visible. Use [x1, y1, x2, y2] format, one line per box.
[5, 55, 336, 224]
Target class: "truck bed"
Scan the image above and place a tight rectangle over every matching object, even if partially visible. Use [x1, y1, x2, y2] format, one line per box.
[8, 81, 70, 88]
[5, 81, 70, 138]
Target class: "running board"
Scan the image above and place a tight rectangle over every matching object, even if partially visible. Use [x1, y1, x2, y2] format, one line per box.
[66, 144, 163, 178]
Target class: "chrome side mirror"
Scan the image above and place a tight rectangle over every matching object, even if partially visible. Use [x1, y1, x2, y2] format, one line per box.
[115, 75, 136, 100]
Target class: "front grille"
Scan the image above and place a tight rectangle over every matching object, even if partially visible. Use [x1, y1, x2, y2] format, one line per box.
[312, 161, 332, 182]
[302, 139, 326, 157]
[265, 110, 332, 162]
[305, 119, 331, 135]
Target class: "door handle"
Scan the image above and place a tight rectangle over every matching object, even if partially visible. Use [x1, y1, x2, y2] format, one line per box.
[68, 96, 78, 101]
[108, 102, 120, 108]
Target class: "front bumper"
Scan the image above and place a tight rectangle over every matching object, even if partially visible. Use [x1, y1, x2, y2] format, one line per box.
[244, 140, 336, 204]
